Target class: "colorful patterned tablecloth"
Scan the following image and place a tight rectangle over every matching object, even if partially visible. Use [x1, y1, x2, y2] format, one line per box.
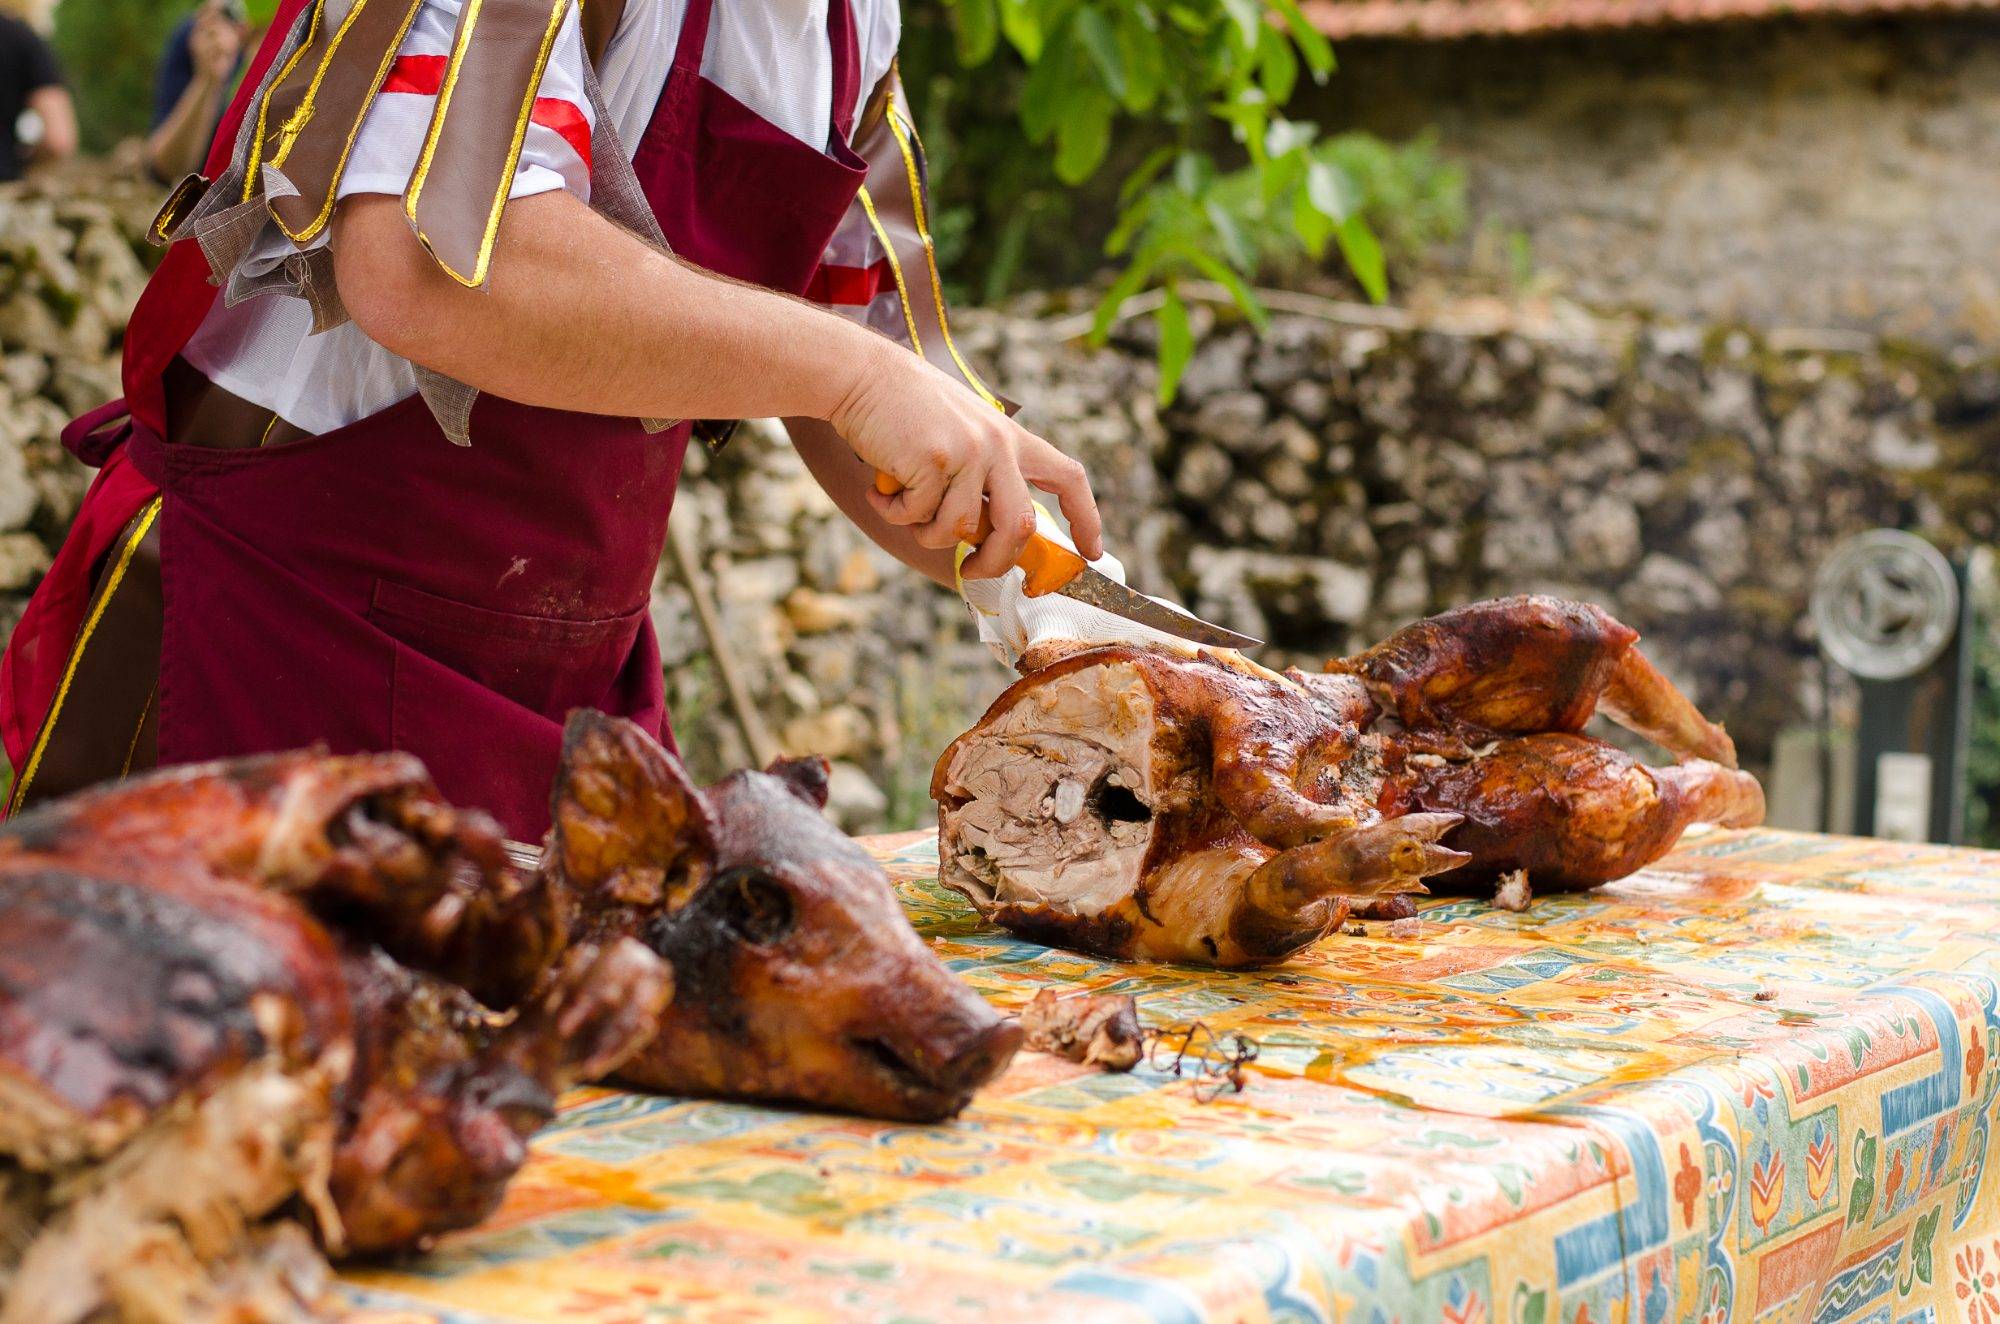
[344, 827, 2000, 1324]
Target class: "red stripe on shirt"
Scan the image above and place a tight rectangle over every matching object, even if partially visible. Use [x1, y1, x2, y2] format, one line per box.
[806, 259, 893, 307]
[381, 55, 592, 173]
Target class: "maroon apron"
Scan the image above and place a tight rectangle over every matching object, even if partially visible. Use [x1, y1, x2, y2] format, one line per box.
[117, 0, 866, 838]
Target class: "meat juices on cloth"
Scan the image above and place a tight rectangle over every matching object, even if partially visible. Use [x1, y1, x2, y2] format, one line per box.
[545, 712, 1022, 1123]
[934, 596, 1764, 968]
[0, 751, 671, 1324]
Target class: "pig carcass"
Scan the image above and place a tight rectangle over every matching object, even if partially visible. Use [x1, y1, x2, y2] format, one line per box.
[545, 712, 1023, 1122]
[0, 752, 670, 1324]
[934, 596, 1764, 967]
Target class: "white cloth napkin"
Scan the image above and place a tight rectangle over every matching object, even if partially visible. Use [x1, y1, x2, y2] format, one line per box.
[958, 507, 1201, 667]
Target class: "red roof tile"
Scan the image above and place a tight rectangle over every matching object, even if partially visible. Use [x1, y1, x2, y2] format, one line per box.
[1303, 0, 2000, 39]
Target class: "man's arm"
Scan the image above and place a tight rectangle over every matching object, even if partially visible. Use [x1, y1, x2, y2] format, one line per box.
[24, 86, 74, 163]
[145, 9, 240, 183]
[331, 191, 1102, 577]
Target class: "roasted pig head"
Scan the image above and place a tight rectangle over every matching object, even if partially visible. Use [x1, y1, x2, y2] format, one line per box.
[935, 596, 1764, 967]
[548, 712, 1022, 1122]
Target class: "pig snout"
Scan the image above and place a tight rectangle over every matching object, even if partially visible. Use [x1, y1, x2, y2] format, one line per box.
[865, 1006, 1022, 1097]
[850, 967, 1023, 1120]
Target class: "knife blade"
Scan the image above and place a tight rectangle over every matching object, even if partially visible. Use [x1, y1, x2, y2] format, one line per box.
[874, 471, 1260, 650]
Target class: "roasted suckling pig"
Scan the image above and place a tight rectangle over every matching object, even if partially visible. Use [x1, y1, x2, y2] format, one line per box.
[934, 596, 1764, 967]
[545, 712, 1022, 1122]
[0, 752, 670, 1323]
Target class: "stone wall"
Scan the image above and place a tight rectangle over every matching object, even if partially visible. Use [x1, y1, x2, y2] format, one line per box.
[0, 170, 154, 623]
[5, 171, 1997, 832]
[1303, 16, 2000, 346]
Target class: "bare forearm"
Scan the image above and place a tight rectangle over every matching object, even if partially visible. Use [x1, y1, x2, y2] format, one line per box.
[145, 75, 224, 181]
[26, 88, 75, 163]
[783, 417, 957, 587]
[333, 189, 1106, 577]
[334, 192, 888, 425]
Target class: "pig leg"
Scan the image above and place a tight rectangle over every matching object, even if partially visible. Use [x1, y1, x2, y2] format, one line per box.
[1326, 596, 1640, 744]
[1400, 733, 1763, 894]
[1598, 647, 1738, 768]
[1208, 699, 1363, 851]
[1219, 814, 1468, 964]
[330, 939, 670, 1254]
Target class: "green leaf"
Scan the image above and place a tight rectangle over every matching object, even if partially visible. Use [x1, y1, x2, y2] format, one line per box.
[1188, 250, 1270, 330]
[1119, 147, 1178, 208]
[952, 0, 999, 65]
[1173, 151, 1213, 195]
[1217, 0, 1263, 48]
[982, 208, 1034, 304]
[1054, 92, 1114, 184]
[1292, 182, 1333, 256]
[1265, 117, 1317, 159]
[1074, 8, 1129, 101]
[1090, 258, 1156, 344]
[1336, 213, 1387, 301]
[1204, 200, 1255, 270]
[1267, 0, 1336, 78]
[1306, 158, 1360, 222]
[1257, 24, 1298, 103]
[1018, 31, 1073, 143]
[999, 0, 1044, 60]
[1156, 286, 1193, 404]
[1114, 13, 1164, 111]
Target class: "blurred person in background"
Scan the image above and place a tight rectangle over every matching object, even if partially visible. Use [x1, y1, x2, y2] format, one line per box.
[145, 0, 272, 184]
[0, 0, 74, 182]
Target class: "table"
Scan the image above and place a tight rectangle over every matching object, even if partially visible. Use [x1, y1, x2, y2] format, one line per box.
[343, 827, 2000, 1323]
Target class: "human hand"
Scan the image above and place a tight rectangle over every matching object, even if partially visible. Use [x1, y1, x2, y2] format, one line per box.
[192, 6, 244, 81]
[829, 343, 1104, 580]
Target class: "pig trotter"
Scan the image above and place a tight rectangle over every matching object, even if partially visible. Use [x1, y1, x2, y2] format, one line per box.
[1600, 646, 1738, 768]
[1232, 814, 1468, 962]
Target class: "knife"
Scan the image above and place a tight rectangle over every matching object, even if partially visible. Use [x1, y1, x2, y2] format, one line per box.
[874, 471, 1260, 650]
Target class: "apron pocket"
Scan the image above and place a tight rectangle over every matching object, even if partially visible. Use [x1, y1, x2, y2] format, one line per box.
[384, 639, 566, 839]
[366, 577, 646, 720]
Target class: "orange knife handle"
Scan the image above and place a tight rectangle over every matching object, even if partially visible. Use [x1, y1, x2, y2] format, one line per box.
[873, 469, 1085, 596]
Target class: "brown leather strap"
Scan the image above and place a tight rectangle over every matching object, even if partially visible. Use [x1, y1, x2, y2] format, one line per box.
[580, 0, 626, 68]
[164, 355, 311, 450]
[258, 0, 431, 244]
[405, 0, 573, 287]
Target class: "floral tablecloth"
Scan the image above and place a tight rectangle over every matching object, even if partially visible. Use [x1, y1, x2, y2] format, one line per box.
[345, 827, 2000, 1323]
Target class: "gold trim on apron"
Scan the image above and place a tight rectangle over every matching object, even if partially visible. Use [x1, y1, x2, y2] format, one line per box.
[10, 498, 165, 813]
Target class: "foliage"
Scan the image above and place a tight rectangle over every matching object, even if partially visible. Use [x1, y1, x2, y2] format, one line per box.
[899, 0, 1465, 398]
[53, 0, 192, 153]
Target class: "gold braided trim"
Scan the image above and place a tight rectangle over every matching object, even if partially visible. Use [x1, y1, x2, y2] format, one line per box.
[271, 0, 429, 245]
[404, 0, 571, 287]
[882, 105, 1005, 413]
[150, 173, 209, 245]
[244, 0, 328, 202]
[121, 684, 157, 777]
[9, 497, 164, 813]
[855, 185, 924, 356]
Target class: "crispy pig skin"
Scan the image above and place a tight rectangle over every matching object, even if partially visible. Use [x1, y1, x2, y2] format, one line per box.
[0, 866, 348, 1167]
[937, 596, 1762, 967]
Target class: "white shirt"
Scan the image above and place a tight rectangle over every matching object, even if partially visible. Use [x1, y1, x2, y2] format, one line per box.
[182, 0, 900, 435]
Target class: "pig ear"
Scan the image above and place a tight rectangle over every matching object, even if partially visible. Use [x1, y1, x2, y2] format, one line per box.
[765, 754, 831, 810]
[549, 711, 717, 901]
